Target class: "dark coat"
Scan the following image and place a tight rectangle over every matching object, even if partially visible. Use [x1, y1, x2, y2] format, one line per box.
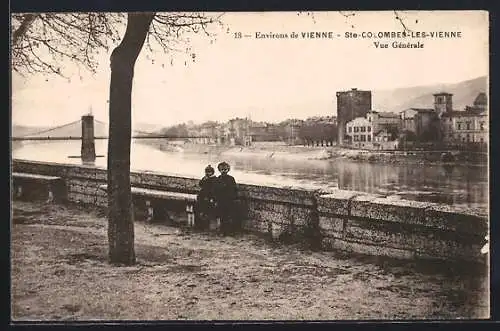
[216, 174, 237, 204]
[198, 175, 218, 209]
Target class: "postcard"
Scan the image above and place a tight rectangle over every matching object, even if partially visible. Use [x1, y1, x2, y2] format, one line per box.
[11, 10, 489, 321]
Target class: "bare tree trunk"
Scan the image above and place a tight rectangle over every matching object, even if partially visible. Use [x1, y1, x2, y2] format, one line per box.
[107, 12, 155, 265]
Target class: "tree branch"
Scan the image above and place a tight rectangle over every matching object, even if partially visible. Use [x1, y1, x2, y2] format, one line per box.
[12, 13, 37, 46]
[11, 12, 223, 76]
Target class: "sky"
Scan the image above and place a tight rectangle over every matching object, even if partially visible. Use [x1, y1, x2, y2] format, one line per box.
[11, 11, 488, 128]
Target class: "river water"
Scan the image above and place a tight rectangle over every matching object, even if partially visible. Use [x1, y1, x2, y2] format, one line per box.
[12, 140, 489, 213]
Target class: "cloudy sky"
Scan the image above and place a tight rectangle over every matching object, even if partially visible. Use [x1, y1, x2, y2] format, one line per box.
[12, 10, 488, 128]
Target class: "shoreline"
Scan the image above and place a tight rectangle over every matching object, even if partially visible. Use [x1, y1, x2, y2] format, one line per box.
[138, 140, 488, 167]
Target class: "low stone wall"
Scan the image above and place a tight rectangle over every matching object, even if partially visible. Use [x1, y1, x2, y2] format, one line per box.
[12, 159, 488, 264]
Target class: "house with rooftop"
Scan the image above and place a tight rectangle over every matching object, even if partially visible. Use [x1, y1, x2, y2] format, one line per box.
[440, 92, 488, 145]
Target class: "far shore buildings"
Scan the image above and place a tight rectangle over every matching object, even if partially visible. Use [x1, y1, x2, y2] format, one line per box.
[188, 89, 487, 150]
[440, 92, 488, 145]
[341, 89, 488, 150]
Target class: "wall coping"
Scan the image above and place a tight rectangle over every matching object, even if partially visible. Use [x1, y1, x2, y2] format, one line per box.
[319, 189, 488, 220]
[12, 158, 489, 220]
[12, 158, 326, 192]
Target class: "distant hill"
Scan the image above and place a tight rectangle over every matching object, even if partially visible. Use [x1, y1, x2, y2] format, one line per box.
[372, 76, 487, 113]
[11, 124, 51, 137]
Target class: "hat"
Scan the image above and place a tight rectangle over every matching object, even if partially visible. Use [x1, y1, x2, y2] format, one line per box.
[205, 165, 215, 174]
[217, 161, 230, 171]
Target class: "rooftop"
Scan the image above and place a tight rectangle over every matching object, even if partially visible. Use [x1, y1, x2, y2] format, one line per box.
[441, 110, 486, 118]
[433, 92, 453, 96]
[378, 111, 400, 118]
[401, 108, 435, 113]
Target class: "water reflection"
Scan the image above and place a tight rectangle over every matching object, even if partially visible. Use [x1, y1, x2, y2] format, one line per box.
[12, 140, 488, 212]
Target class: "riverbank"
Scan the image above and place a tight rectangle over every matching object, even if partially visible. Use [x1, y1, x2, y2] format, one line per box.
[138, 140, 488, 166]
[11, 201, 489, 320]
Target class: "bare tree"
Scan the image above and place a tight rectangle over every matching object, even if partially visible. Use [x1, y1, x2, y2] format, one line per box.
[11, 12, 223, 265]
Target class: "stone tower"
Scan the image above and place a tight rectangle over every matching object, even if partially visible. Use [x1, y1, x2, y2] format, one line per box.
[433, 92, 453, 118]
[336, 88, 372, 145]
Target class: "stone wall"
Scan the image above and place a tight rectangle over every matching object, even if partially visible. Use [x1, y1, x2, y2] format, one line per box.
[12, 159, 488, 264]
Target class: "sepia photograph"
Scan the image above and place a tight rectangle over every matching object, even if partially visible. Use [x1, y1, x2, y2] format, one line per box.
[10, 10, 489, 321]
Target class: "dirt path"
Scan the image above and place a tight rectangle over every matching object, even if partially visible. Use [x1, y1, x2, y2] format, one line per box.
[11, 201, 489, 321]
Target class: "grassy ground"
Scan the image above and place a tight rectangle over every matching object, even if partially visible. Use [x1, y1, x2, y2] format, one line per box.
[11, 201, 489, 321]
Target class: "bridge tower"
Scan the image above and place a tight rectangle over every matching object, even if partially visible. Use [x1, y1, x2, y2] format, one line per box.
[81, 114, 96, 162]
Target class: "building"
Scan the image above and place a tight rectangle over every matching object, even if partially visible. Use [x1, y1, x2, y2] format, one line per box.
[373, 129, 400, 150]
[248, 122, 280, 142]
[366, 111, 400, 134]
[215, 117, 252, 146]
[440, 92, 488, 145]
[344, 110, 400, 149]
[400, 108, 439, 141]
[336, 88, 372, 145]
[199, 121, 219, 144]
[441, 110, 488, 144]
[345, 117, 372, 148]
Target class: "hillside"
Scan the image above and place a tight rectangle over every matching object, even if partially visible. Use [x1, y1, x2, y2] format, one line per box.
[372, 76, 487, 113]
[11, 124, 50, 137]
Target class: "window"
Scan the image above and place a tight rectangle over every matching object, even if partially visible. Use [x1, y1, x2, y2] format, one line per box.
[367, 126, 371, 132]
[348, 127, 352, 133]
[361, 126, 366, 132]
[480, 138, 484, 143]
[480, 122, 484, 131]
[466, 134, 470, 142]
[457, 123, 462, 130]
[354, 127, 359, 133]
[360, 135, 366, 142]
[367, 135, 371, 142]
[354, 135, 359, 141]
[466, 122, 471, 130]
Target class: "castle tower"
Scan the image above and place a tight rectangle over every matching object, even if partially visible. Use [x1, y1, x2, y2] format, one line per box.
[336, 88, 372, 145]
[433, 92, 453, 118]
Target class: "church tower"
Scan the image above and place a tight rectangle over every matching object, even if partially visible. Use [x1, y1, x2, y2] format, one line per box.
[433, 92, 453, 118]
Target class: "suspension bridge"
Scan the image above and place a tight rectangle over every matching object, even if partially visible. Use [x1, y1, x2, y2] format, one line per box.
[12, 115, 210, 162]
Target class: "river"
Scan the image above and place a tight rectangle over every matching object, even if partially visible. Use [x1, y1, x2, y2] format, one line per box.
[12, 140, 489, 213]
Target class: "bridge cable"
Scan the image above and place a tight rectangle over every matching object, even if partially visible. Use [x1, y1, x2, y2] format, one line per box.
[16, 119, 83, 137]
